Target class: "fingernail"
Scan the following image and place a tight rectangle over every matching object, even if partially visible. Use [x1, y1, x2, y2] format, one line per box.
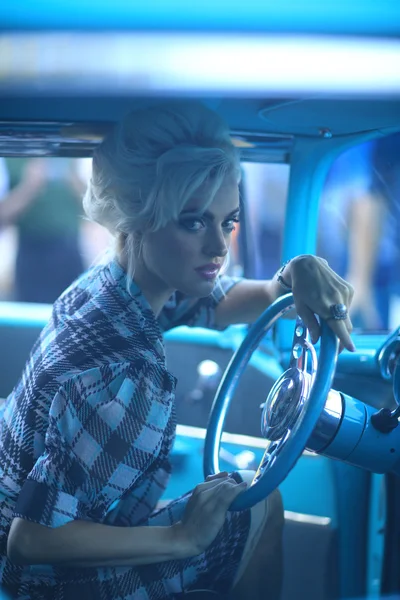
[349, 342, 356, 352]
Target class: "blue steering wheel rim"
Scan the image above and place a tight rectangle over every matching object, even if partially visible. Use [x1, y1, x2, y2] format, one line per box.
[203, 293, 339, 511]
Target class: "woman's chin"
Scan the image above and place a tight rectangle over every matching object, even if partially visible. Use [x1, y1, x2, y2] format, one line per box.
[179, 277, 217, 298]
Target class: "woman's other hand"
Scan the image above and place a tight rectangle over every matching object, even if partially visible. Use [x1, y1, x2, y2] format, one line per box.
[284, 255, 355, 352]
[172, 472, 247, 556]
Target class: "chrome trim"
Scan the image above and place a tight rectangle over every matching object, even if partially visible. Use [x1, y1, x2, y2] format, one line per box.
[260, 316, 315, 442]
[260, 367, 310, 440]
[284, 510, 331, 526]
[306, 389, 344, 453]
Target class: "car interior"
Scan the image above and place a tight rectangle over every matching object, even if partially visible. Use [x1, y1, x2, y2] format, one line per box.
[1, 3, 400, 599]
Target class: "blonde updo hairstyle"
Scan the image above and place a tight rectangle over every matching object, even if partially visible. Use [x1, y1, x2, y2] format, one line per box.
[83, 102, 241, 280]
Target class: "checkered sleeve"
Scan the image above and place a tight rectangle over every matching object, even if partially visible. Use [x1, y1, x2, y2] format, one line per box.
[14, 358, 176, 528]
[158, 275, 244, 331]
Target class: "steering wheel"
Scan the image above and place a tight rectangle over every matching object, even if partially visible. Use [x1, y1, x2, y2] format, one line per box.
[203, 293, 339, 511]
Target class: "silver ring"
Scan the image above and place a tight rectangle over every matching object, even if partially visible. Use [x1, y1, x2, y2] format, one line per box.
[329, 303, 348, 320]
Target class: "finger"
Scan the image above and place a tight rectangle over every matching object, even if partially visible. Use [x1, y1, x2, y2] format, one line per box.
[326, 318, 355, 352]
[338, 317, 353, 354]
[295, 302, 321, 344]
[347, 283, 355, 304]
[202, 479, 247, 507]
[206, 471, 228, 482]
[193, 476, 230, 495]
[197, 481, 247, 517]
[223, 480, 248, 501]
[204, 478, 247, 499]
[220, 479, 248, 498]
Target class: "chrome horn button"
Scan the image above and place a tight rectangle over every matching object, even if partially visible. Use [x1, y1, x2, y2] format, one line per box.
[261, 366, 310, 441]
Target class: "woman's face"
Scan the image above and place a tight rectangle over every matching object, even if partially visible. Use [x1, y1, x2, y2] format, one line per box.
[139, 173, 240, 300]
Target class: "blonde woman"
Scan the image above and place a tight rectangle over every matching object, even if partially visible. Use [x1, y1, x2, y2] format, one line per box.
[0, 102, 354, 600]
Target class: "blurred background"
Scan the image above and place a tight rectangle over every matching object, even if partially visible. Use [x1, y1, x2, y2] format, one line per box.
[0, 133, 399, 331]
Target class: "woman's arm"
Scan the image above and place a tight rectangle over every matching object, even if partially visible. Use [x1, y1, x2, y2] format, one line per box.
[213, 278, 282, 328]
[8, 474, 246, 568]
[7, 517, 188, 567]
[214, 255, 355, 351]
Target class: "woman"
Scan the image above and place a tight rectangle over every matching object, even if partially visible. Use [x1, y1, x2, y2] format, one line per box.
[0, 102, 354, 600]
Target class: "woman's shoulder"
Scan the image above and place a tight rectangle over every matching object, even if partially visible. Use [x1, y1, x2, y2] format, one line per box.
[54, 260, 157, 331]
[50, 261, 150, 336]
[32, 262, 165, 383]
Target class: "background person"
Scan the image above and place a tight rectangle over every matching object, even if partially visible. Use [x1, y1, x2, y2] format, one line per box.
[0, 158, 84, 303]
[318, 140, 389, 329]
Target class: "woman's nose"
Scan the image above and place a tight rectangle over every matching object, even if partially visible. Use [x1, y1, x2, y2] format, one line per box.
[204, 228, 229, 258]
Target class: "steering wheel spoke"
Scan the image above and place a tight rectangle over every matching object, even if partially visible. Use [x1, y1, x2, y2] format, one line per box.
[252, 428, 292, 484]
[290, 316, 318, 379]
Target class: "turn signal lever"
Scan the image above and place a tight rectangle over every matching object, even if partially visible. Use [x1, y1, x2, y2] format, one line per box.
[372, 328, 400, 433]
[306, 329, 400, 474]
[307, 388, 400, 476]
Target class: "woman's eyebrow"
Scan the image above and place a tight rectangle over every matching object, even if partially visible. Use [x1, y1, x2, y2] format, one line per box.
[180, 207, 240, 220]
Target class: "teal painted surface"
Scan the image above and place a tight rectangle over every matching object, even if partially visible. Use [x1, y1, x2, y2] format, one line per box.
[323, 393, 400, 475]
[1, 1, 400, 34]
[345, 402, 400, 475]
[331, 461, 370, 598]
[279, 453, 337, 522]
[366, 474, 386, 598]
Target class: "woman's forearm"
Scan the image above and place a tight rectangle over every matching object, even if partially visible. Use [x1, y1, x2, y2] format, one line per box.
[213, 278, 283, 327]
[8, 517, 190, 567]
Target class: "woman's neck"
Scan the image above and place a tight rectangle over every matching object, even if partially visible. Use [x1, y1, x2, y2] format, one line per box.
[117, 253, 174, 317]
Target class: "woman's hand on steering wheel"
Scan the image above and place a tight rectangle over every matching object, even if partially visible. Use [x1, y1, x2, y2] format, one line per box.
[284, 255, 355, 352]
[173, 472, 247, 556]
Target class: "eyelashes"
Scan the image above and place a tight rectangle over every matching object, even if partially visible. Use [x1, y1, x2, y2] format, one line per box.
[223, 217, 240, 232]
[180, 217, 239, 233]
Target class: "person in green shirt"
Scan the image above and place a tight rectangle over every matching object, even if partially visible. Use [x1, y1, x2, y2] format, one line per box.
[0, 158, 84, 303]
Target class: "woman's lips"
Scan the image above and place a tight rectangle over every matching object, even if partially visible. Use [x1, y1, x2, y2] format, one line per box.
[195, 264, 221, 280]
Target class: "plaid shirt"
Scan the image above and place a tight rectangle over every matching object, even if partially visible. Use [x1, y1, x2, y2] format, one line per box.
[0, 260, 249, 599]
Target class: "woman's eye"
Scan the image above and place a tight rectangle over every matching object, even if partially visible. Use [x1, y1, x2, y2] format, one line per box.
[223, 218, 239, 232]
[181, 219, 204, 232]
